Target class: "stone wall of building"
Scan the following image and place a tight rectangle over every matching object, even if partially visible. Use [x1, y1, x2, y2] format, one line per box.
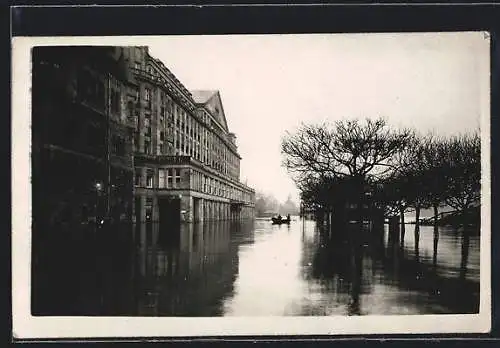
[32, 46, 136, 230]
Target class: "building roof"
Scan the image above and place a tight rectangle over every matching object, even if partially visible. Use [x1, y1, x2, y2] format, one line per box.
[191, 90, 218, 104]
[190, 90, 229, 132]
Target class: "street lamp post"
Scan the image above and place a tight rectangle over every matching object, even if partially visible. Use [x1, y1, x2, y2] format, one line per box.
[104, 72, 112, 226]
[95, 181, 103, 227]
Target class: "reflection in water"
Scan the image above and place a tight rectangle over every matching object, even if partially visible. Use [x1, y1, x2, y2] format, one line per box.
[32, 222, 138, 316]
[135, 220, 255, 316]
[32, 218, 479, 316]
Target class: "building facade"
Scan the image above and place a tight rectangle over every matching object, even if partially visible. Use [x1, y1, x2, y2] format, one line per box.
[32, 45, 254, 230]
[32, 46, 136, 230]
[117, 46, 255, 225]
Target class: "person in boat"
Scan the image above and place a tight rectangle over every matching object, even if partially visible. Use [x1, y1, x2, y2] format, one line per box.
[287, 214, 290, 221]
[277, 214, 282, 221]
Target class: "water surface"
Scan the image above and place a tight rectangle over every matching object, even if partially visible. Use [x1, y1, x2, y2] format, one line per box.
[32, 218, 479, 316]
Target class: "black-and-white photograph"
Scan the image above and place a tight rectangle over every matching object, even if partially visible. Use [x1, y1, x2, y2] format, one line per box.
[12, 32, 490, 338]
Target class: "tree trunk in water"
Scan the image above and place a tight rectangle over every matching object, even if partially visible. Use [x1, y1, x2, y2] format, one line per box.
[414, 204, 421, 231]
[433, 224, 439, 268]
[388, 216, 400, 246]
[327, 211, 333, 240]
[433, 203, 439, 226]
[460, 229, 470, 280]
[432, 203, 439, 267]
[399, 206, 405, 246]
[414, 204, 420, 260]
[348, 243, 363, 315]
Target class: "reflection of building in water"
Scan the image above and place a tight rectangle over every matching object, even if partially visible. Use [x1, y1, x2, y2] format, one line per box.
[135, 221, 242, 316]
[125, 46, 255, 225]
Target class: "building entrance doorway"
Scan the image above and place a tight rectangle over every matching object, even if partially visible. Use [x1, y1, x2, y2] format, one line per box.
[159, 197, 180, 226]
[158, 197, 181, 244]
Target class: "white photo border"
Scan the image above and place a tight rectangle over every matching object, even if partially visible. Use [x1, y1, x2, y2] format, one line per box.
[11, 34, 492, 339]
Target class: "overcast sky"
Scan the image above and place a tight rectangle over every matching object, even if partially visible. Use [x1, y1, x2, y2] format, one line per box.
[147, 32, 488, 203]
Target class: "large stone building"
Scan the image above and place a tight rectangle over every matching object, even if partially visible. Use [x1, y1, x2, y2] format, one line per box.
[117, 46, 255, 226]
[32, 45, 254, 230]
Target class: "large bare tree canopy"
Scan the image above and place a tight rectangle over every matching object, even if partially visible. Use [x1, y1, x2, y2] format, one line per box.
[281, 118, 414, 182]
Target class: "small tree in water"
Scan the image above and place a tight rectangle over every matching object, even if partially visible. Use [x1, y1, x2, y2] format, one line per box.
[380, 132, 480, 227]
[387, 134, 436, 233]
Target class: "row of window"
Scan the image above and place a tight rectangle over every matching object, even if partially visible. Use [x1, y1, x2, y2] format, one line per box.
[112, 135, 126, 156]
[139, 137, 170, 155]
[78, 69, 124, 116]
[134, 166, 252, 203]
[135, 168, 182, 189]
[158, 168, 181, 189]
[192, 170, 252, 202]
[171, 108, 239, 178]
[71, 67, 240, 183]
[191, 170, 233, 198]
[138, 84, 240, 180]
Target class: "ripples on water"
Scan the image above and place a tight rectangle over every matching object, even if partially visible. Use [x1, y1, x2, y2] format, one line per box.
[32, 218, 480, 316]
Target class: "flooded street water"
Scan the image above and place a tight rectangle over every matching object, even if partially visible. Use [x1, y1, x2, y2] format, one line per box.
[32, 217, 480, 316]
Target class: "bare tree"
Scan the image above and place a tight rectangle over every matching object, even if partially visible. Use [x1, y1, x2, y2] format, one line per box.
[443, 133, 481, 213]
[297, 175, 335, 215]
[388, 132, 480, 227]
[420, 134, 456, 225]
[390, 134, 434, 229]
[283, 118, 413, 225]
[371, 178, 400, 217]
[282, 118, 414, 184]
